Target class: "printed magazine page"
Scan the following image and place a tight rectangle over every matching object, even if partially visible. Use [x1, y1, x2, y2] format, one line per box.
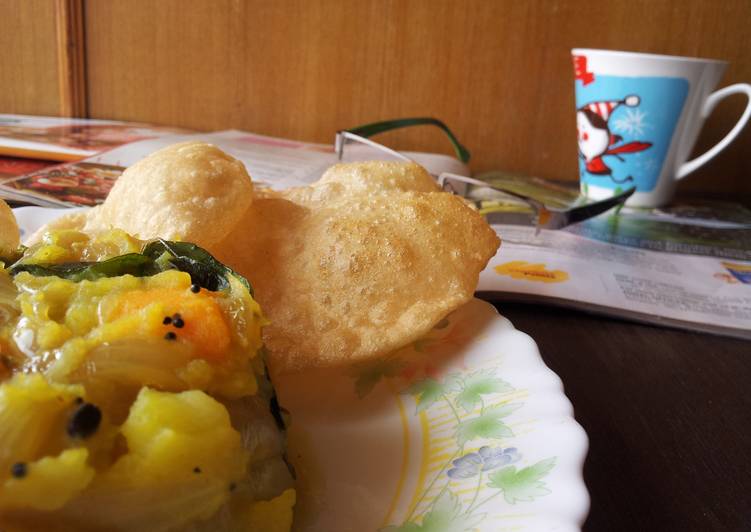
[0, 129, 469, 206]
[84, 129, 469, 188]
[472, 175, 751, 339]
[0, 155, 55, 179]
[0, 114, 189, 161]
[0, 156, 59, 206]
[0, 161, 123, 208]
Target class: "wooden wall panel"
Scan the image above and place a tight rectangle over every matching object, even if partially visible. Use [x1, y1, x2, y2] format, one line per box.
[55, 0, 87, 117]
[81, 0, 751, 198]
[0, 0, 62, 116]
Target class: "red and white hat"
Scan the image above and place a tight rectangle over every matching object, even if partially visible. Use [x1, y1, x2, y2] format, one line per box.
[580, 95, 640, 121]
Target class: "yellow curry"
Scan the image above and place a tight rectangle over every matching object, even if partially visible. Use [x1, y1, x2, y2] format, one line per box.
[0, 230, 295, 531]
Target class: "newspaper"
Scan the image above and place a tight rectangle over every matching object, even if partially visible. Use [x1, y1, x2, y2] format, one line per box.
[472, 174, 751, 339]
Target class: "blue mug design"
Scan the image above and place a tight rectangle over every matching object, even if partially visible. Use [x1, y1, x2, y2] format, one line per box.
[572, 49, 751, 207]
[575, 75, 689, 193]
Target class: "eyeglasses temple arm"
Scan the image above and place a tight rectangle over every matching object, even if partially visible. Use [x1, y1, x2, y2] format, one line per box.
[345, 117, 471, 164]
[335, 131, 413, 162]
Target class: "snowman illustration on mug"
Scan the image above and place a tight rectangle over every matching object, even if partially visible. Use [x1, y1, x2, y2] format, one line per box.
[576, 95, 652, 184]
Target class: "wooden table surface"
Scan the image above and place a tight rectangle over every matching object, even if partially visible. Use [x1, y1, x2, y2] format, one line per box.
[488, 300, 750, 532]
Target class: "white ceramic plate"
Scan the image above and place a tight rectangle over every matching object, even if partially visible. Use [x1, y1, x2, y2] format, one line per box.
[14, 207, 589, 531]
[278, 298, 589, 532]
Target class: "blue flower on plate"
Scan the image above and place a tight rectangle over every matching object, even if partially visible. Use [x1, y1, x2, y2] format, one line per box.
[447, 446, 520, 479]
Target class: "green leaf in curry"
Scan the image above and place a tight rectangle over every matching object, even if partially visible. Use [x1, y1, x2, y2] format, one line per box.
[141, 240, 252, 294]
[9, 239, 252, 294]
[9, 253, 155, 281]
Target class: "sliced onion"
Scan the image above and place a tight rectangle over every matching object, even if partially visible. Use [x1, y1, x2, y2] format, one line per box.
[72, 339, 194, 392]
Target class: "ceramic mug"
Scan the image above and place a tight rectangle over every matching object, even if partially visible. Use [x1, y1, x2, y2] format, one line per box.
[572, 48, 751, 207]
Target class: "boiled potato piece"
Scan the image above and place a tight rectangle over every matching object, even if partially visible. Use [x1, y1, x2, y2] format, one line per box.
[0, 375, 95, 511]
[64, 388, 248, 531]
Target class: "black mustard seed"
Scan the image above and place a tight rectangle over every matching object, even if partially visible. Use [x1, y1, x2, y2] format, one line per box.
[11, 462, 27, 478]
[67, 402, 102, 439]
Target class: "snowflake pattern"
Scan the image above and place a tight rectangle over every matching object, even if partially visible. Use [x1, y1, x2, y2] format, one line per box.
[613, 108, 649, 136]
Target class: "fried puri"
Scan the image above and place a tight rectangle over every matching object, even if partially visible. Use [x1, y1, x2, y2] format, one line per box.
[33, 144, 500, 375]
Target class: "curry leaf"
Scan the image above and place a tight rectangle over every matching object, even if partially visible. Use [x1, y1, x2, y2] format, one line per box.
[9, 239, 252, 294]
[486, 457, 556, 504]
[10, 253, 154, 281]
[141, 239, 251, 293]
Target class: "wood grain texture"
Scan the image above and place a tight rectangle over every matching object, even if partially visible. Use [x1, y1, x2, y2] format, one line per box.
[0, 0, 62, 116]
[55, 0, 87, 117]
[496, 301, 751, 531]
[83, 0, 751, 198]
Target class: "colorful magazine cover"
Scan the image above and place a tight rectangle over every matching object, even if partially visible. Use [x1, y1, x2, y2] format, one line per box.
[0, 155, 56, 181]
[0, 162, 124, 207]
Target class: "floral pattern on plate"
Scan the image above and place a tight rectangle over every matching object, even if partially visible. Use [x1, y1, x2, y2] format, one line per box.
[278, 298, 589, 532]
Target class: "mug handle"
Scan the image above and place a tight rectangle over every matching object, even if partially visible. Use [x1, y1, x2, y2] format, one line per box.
[676, 83, 751, 179]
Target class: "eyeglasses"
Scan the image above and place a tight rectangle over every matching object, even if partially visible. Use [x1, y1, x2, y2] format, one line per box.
[335, 118, 634, 231]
